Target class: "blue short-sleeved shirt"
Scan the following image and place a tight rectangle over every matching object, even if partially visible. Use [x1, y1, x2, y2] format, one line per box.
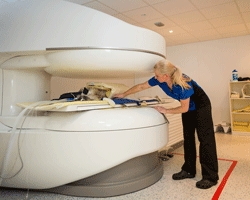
[148, 76, 196, 111]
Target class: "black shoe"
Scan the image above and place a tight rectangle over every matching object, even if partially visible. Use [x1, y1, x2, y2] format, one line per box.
[172, 170, 195, 180]
[196, 179, 217, 189]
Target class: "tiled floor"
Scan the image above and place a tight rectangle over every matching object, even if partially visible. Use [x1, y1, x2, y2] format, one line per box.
[0, 133, 250, 200]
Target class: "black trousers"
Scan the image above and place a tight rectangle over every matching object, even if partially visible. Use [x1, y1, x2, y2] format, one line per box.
[181, 105, 219, 182]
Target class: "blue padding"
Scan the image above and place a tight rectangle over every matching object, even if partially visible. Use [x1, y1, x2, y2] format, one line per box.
[113, 99, 140, 105]
[143, 99, 159, 103]
[112, 98, 158, 105]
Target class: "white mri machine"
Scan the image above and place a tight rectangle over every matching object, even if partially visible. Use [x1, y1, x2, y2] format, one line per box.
[0, 0, 172, 197]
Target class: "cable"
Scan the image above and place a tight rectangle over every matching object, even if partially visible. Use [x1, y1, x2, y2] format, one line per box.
[0, 99, 69, 184]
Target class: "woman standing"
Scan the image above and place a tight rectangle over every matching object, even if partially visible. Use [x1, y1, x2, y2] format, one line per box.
[114, 59, 219, 189]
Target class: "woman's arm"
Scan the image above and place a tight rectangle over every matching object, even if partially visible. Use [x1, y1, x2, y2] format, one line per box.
[113, 81, 152, 98]
[154, 98, 190, 114]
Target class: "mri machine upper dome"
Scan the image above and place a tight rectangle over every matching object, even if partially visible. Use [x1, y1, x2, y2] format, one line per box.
[0, 0, 166, 78]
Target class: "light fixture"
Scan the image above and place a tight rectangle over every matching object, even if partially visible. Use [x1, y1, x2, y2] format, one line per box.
[154, 22, 164, 27]
[169, 30, 173, 33]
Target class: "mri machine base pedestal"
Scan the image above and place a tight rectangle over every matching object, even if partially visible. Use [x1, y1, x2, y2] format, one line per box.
[41, 151, 163, 198]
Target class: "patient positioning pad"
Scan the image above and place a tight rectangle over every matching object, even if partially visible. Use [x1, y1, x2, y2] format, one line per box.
[16, 82, 160, 112]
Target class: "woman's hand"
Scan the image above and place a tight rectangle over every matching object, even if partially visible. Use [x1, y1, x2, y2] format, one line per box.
[154, 106, 167, 114]
[112, 93, 126, 99]
[154, 98, 190, 114]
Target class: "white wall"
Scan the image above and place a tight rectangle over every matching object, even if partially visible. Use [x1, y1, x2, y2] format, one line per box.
[166, 35, 250, 125]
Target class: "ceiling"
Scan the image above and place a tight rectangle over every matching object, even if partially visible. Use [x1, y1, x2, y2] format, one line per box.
[65, 0, 250, 47]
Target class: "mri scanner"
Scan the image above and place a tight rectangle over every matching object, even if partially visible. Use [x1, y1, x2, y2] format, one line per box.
[0, 0, 171, 197]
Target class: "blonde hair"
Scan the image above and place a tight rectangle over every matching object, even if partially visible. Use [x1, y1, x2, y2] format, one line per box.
[154, 59, 191, 89]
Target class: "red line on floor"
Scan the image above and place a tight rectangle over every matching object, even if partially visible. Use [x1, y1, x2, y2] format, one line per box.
[172, 153, 238, 200]
[212, 160, 237, 200]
